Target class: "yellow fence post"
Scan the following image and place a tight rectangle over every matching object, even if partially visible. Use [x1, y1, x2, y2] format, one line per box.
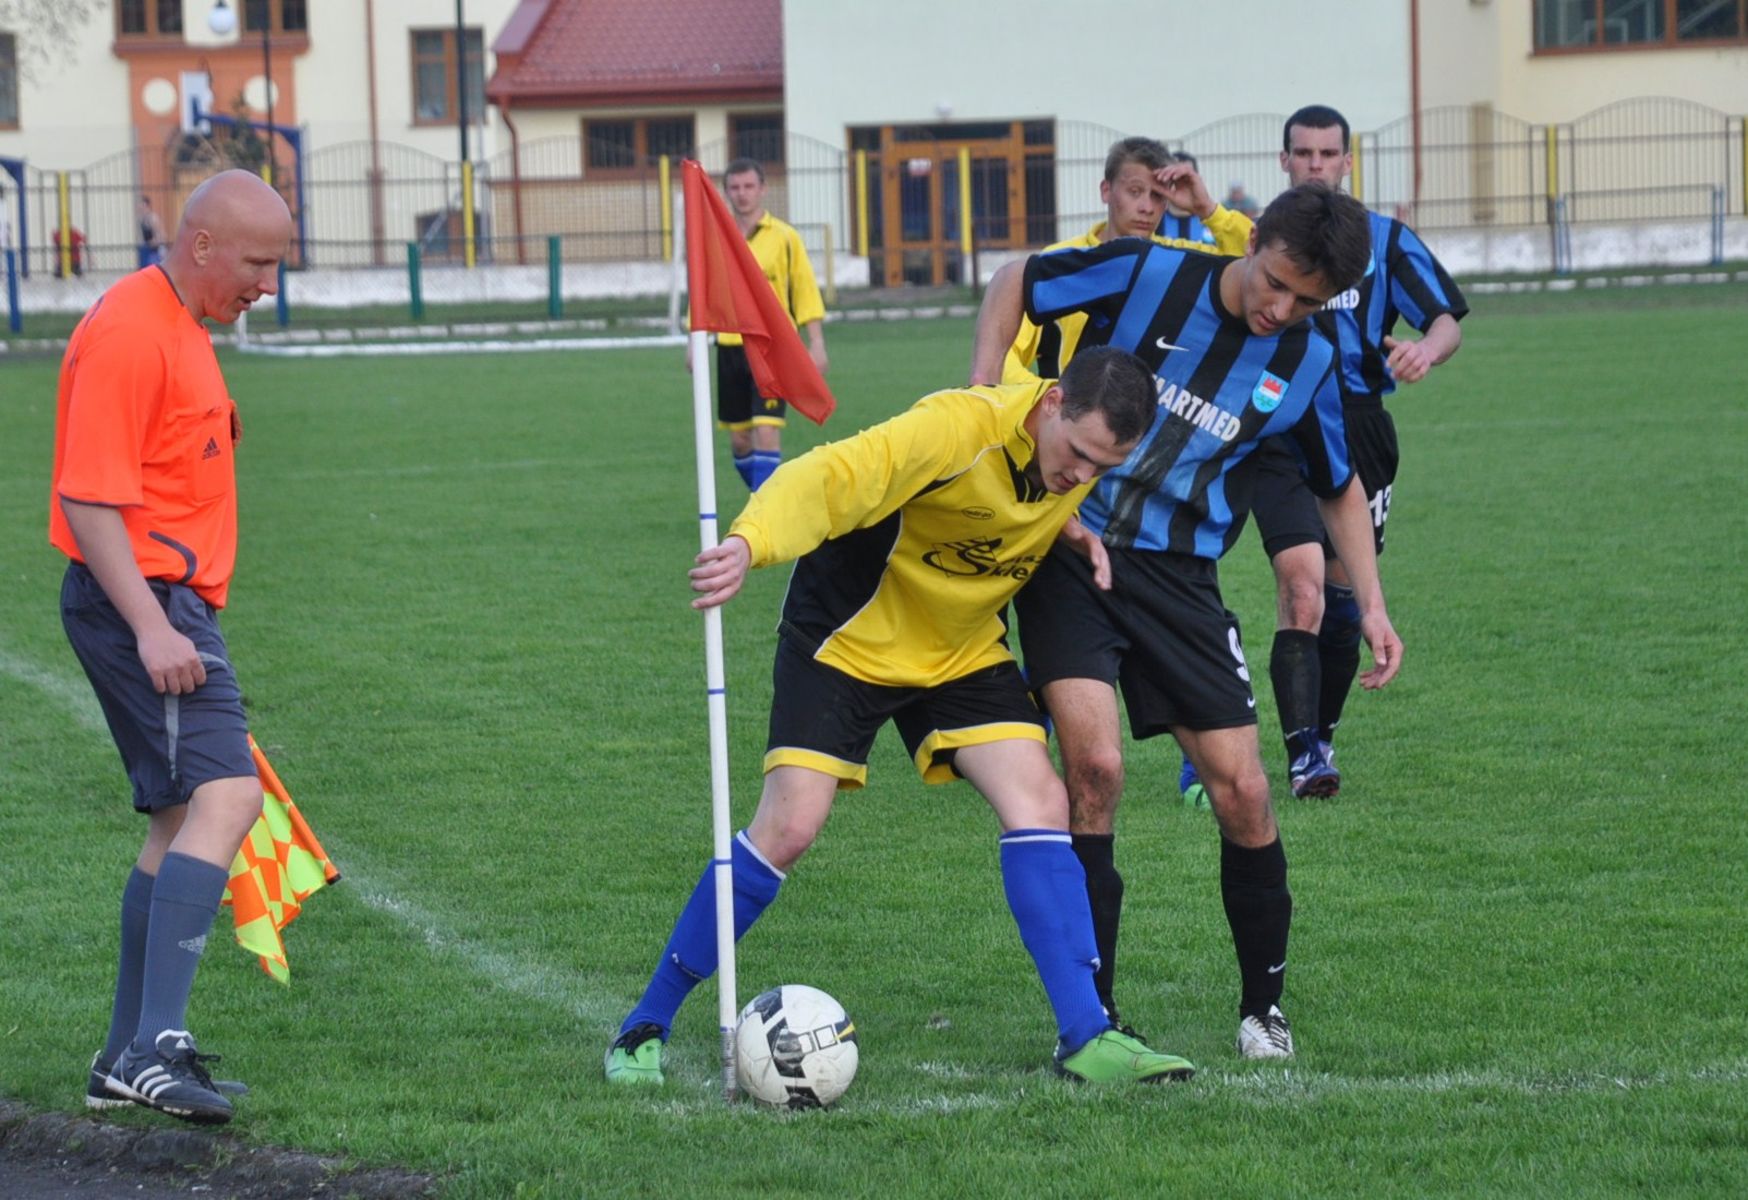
[1741, 118, 1746, 214]
[957, 145, 972, 272]
[57, 172, 72, 279]
[855, 149, 869, 259]
[659, 155, 673, 263]
[462, 160, 477, 269]
[822, 221, 836, 306]
[1351, 138, 1364, 204]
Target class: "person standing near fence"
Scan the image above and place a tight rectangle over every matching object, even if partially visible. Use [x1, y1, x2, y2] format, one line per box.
[1180, 104, 1466, 806]
[688, 157, 829, 491]
[51, 170, 292, 1126]
[137, 195, 168, 268]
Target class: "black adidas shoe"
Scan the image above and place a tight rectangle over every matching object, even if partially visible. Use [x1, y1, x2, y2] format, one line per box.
[88, 1048, 248, 1110]
[105, 1030, 234, 1124]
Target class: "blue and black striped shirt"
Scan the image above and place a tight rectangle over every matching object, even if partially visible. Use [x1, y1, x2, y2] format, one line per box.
[1024, 239, 1353, 559]
[1316, 211, 1468, 401]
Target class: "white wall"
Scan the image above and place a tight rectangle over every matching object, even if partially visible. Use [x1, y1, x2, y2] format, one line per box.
[1422, 0, 1748, 121]
[784, 0, 1414, 146]
[0, 8, 132, 168]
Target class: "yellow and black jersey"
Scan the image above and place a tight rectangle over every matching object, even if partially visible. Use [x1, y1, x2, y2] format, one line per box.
[717, 212, 825, 348]
[728, 380, 1088, 689]
[1002, 208, 1253, 384]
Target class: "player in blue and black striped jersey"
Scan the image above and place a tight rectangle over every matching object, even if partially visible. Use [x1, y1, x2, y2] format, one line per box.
[970, 184, 1405, 1060]
[1216, 104, 1467, 806]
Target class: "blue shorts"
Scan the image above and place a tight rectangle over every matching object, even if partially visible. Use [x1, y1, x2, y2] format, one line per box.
[60, 562, 256, 812]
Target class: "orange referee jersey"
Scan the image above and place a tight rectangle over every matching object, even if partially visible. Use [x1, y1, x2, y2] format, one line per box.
[49, 267, 241, 608]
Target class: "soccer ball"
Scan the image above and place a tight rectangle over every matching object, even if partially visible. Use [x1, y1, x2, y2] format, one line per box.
[734, 984, 859, 1108]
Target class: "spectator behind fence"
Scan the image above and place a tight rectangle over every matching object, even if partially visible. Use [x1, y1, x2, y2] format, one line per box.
[1223, 181, 1259, 218]
[53, 226, 87, 277]
[138, 196, 168, 268]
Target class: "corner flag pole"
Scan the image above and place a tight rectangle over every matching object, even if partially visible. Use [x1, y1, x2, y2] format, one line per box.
[690, 319, 740, 1105]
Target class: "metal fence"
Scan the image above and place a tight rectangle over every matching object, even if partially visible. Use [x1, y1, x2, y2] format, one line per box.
[5, 97, 1745, 294]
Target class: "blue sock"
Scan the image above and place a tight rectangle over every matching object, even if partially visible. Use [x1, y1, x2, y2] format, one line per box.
[621, 832, 784, 1037]
[102, 867, 156, 1066]
[999, 829, 1109, 1053]
[133, 852, 228, 1052]
[733, 452, 756, 490]
[749, 449, 781, 490]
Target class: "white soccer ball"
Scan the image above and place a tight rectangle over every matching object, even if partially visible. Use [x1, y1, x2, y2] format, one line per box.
[734, 984, 859, 1108]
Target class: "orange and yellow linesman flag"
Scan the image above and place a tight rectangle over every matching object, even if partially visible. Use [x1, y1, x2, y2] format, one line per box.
[221, 737, 340, 984]
[681, 158, 836, 425]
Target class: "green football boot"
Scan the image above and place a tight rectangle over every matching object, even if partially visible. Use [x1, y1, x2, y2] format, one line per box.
[1054, 1027, 1195, 1084]
[604, 1023, 666, 1086]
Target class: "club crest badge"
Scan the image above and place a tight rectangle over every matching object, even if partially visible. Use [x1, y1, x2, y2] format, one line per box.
[1252, 371, 1287, 413]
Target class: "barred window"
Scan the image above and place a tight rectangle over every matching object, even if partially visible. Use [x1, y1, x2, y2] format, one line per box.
[583, 117, 696, 173]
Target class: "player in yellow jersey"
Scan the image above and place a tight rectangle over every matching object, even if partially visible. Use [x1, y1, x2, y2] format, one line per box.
[608, 349, 1200, 1086]
[1003, 136, 1252, 385]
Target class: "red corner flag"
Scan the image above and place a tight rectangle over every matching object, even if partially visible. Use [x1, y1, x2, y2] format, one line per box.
[682, 159, 835, 425]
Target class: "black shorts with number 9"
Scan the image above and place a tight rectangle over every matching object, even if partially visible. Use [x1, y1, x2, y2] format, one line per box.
[1014, 543, 1257, 739]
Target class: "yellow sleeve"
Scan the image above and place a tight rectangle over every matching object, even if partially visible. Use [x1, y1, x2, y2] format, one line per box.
[785, 226, 826, 328]
[1002, 316, 1046, 385]
[729, 394, 974, 567]
[1203, 205, 1254, 256]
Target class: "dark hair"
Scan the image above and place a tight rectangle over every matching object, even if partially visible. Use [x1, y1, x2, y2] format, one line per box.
[1283, 104, 1350, 153]
[1254, 184, 1371, 294]
[1172, 150, 1199, 172]
[723, 157, 765, 184]
[1102, 136, 1171, 184]
[1058, 346, 1157, 445]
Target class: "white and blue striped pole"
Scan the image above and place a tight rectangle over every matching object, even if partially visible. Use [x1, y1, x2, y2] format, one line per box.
[690, 322, 739, 1103]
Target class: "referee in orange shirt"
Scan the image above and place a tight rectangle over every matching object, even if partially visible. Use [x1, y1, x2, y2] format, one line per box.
[51, 170, 292, 1125]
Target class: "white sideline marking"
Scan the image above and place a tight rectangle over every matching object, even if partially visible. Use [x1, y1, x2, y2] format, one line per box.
[12, 651, 1746, 1116]
[0, 644, 106, 732]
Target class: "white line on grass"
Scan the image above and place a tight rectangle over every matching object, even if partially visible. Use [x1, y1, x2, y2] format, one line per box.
[12, 650, 1748, 1117]
[0, 644, 106, 733]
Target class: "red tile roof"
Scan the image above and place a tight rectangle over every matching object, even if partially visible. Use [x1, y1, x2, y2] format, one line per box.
[488, 0, 784, 107]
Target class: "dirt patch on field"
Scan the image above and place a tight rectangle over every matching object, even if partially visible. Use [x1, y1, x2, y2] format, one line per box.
[0, 1099, 436, 1199]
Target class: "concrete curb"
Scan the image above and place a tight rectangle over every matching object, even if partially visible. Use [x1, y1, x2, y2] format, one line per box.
[0, 1098, 434, 1198]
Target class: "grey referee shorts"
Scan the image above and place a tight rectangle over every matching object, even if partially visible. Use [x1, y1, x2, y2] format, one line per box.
[60, 562, 256, 812]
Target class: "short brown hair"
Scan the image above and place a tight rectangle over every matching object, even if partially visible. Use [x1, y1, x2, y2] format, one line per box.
[1254, 184, 1371, 295]
[1102, 137, 1171, 185]
[1058, 346, 1157, 445]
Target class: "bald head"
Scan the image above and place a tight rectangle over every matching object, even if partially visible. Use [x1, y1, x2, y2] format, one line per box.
[166, 170, 294, 324]
[178, 170, 292, 243]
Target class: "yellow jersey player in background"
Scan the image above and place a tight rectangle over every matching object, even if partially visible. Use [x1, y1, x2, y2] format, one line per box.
[1003, 136, 1252, 385]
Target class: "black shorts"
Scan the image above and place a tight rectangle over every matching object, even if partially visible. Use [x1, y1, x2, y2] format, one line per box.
[1250, 400, 1400, 561]
[764, 633, 1046, 788]
[1342, 398, 1399, 557]
[716, 343, 787, 431]
[1014, 544, 1256, 739]
[1249, 437, 1326, 560]
[60, 563, 256, 812]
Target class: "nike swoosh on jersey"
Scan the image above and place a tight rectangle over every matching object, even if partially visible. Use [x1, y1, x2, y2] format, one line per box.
[1155, 337, 1188, 351]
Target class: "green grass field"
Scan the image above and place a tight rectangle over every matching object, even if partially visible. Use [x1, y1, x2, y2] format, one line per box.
[2, 287, 1746, 1197]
